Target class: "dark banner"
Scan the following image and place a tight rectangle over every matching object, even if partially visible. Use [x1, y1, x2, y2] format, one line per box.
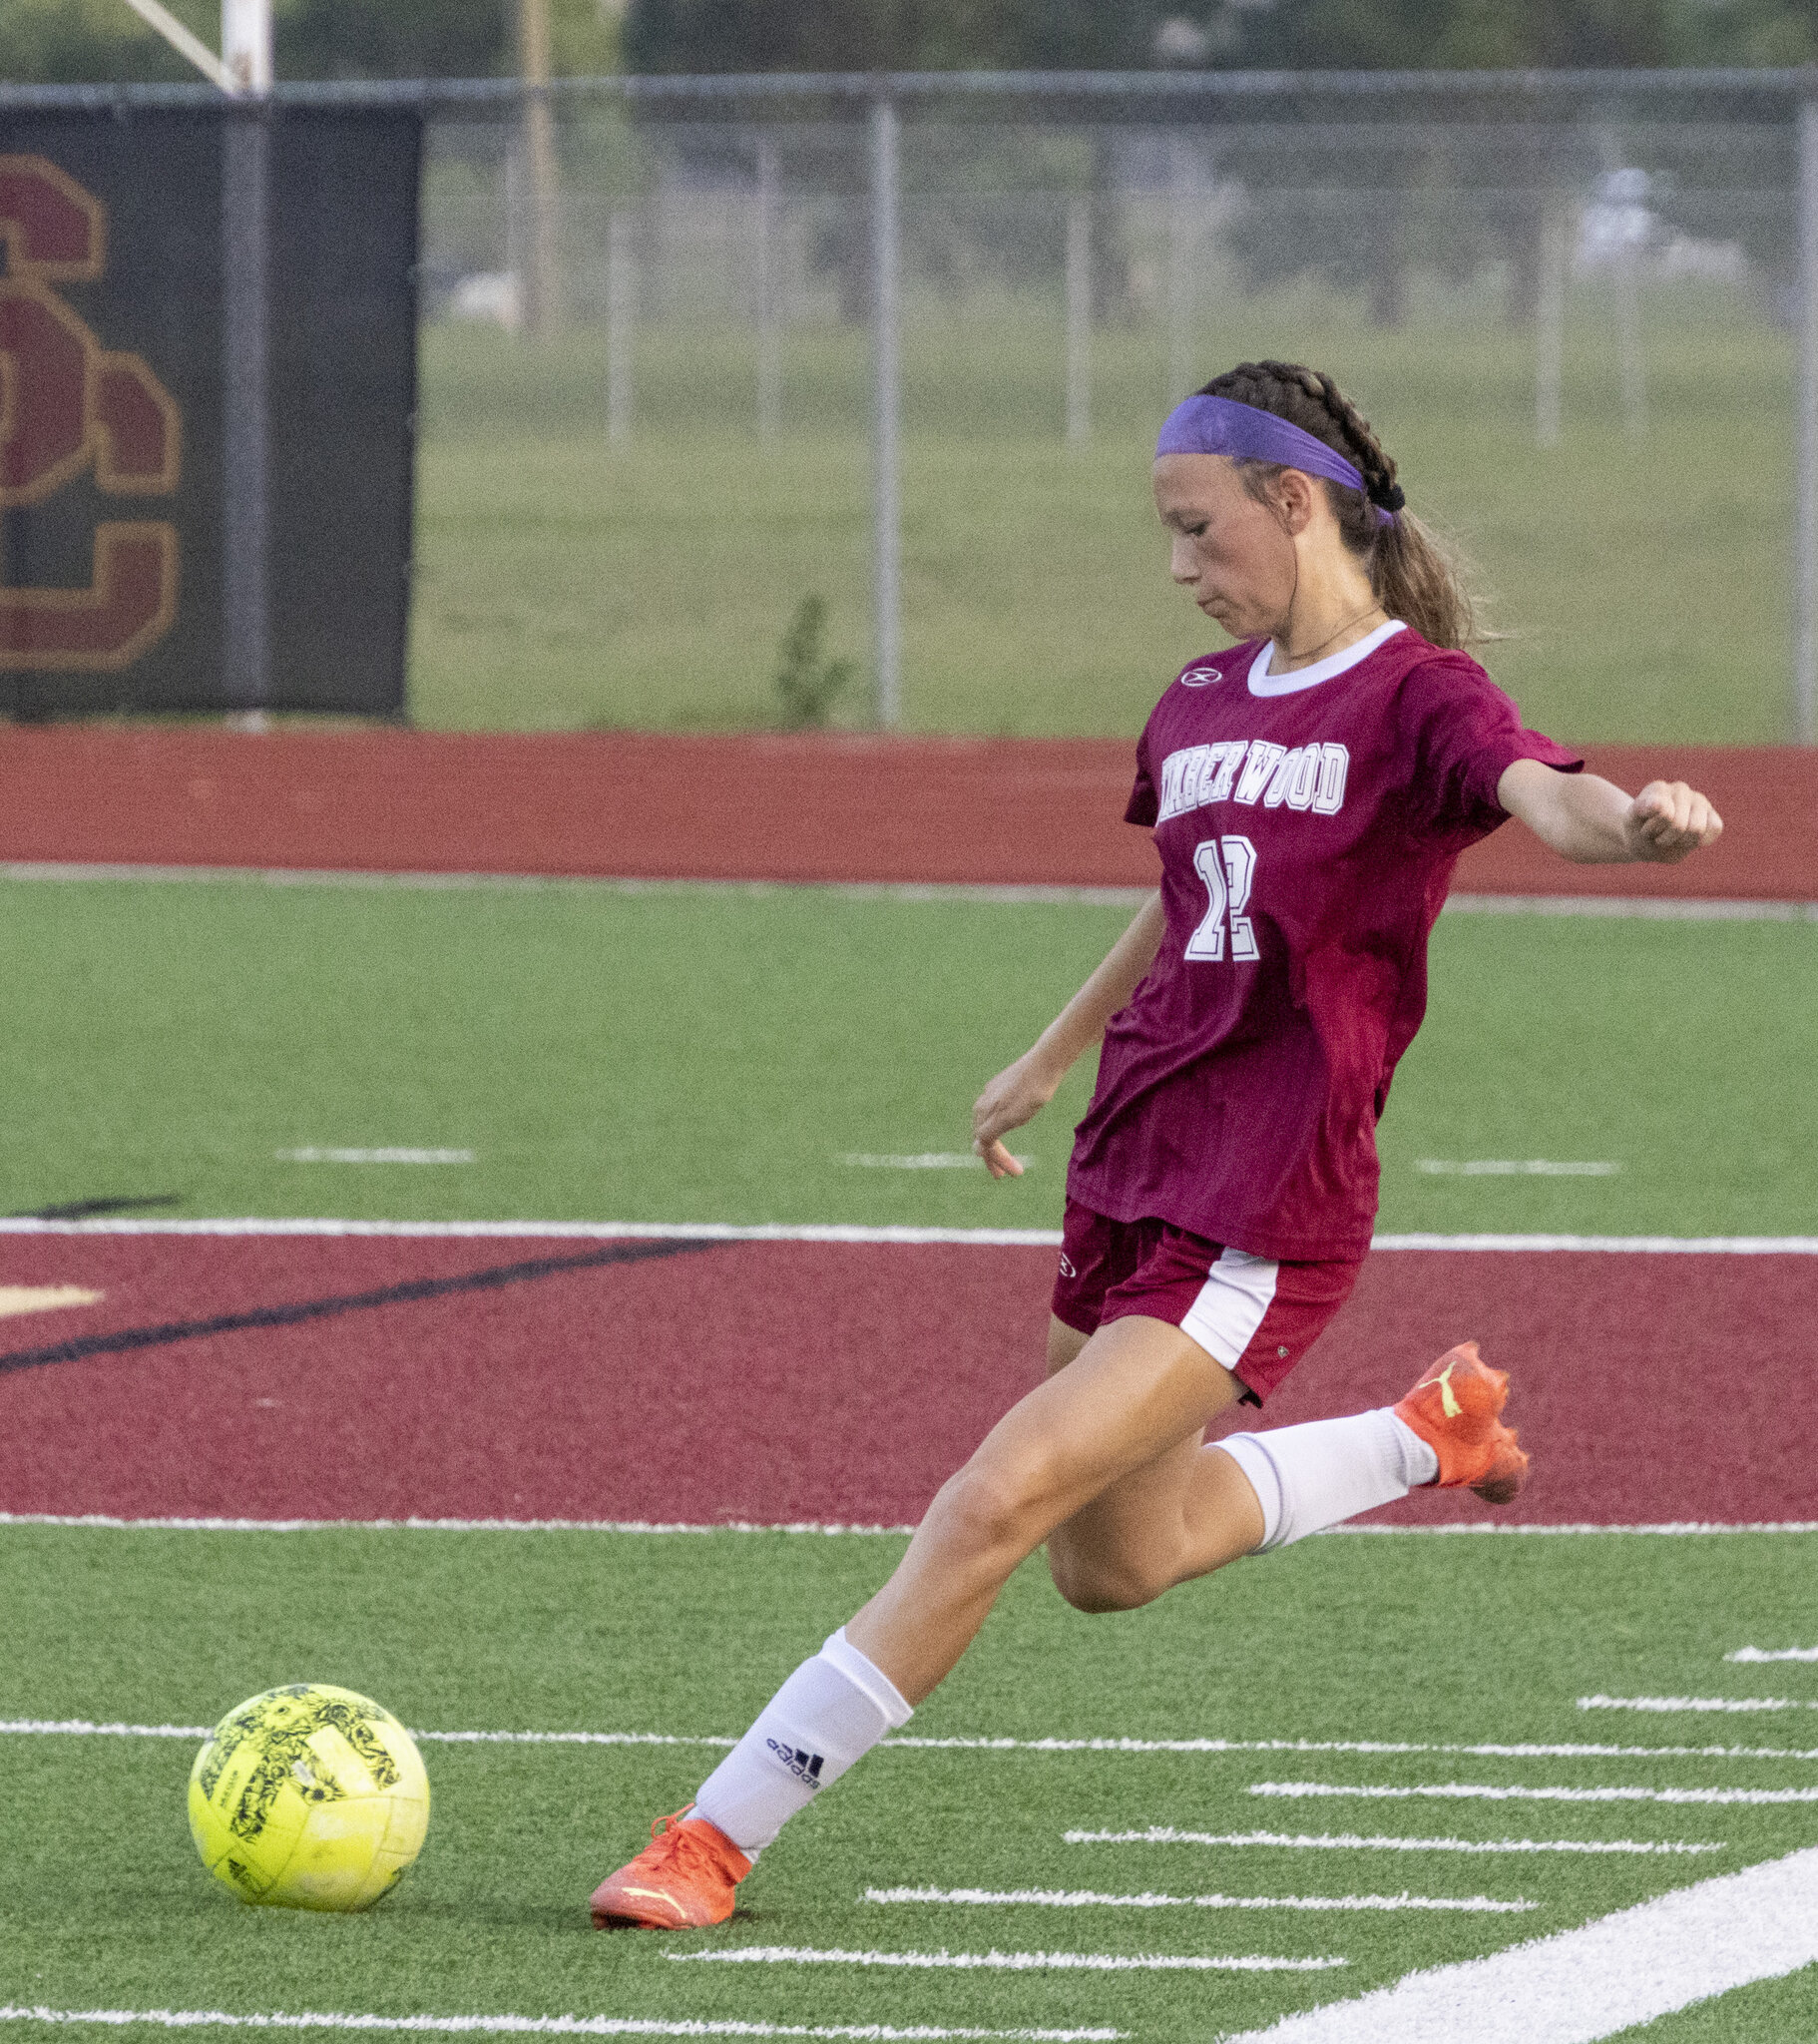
[0, 104, 420, 717]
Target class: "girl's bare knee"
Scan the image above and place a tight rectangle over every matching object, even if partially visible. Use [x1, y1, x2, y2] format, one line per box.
[930, 1454, 1054, 1569]
[1045, 1536, 1168, 1615]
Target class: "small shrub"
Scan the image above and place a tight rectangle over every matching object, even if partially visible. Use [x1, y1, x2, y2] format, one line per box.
[773, 595, 855, 730]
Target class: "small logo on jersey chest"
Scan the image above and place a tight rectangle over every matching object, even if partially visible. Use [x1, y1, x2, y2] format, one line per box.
[1178, 664, 1223, 689]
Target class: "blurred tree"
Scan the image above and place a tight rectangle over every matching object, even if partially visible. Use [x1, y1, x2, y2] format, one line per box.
[620, 0, 1803, 72]
[12, 0, 1818, 83]
[1, 0, 617, 83]
[1217, 0, 1675, 70]
[3, 0, 205, 83]
[621, 0, 1167, 73]
[1668, 0, 1818, 64]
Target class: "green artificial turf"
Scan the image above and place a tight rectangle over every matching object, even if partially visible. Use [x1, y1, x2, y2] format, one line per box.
[0, 875, 1811, 1237]
[2, 1525, 1815, 2039]
[411, 295, 1800, 745]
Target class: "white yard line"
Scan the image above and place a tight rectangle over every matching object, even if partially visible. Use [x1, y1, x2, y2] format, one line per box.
[888, 1736, 1818, 1762]
[1442, 892, 1818, 922]
[0, 1513, 919, 1535]
[0, 1720, 735, 1748]
[1581, 1695, 1818, 1714]
[0, 2011, 1120, 2042]
[0, 1219, 1064, 1246]
[4, 1512, 1815, 1537]
[1330, 1520, 1818, 1534]
[1729, 1646, 1818, 1663]
[6, 1722, 1814, 1769]
[1, 1218, 1816, 1255]
[1251, 1781, 1818, 1805]
[836, 1156, 1029, 1172]
[862, 1886, 1534, 1914]
[1064, 1828, 1723, 1856]
[1411, 1161, 1619, 1177]
[1213, 1843, 1818, 2044]
[0, 863, 1152, 910]
[667, 1949, 1343, 1975]
[3, 862, 1811, 921]
[273, 1150, 475, 1167]
[1366, 1234, 1818, 1254]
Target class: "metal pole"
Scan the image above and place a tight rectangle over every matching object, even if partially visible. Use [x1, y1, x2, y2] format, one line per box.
[1166, 134, 1194, 403]
[518, 0, 558, 335]
[222, 0, 271, 718]
[870, 93, 901, 732]
[1598, 134, 1645, 439]
[1535, 199, 1567, 449]
[221, 0, 270, 91]
[1066, 195, 1090, 448]
[755, 137, 781, 442]
[1797, 102, 1818, 742]
[607, 207, 635, 445]
[1615, 240, 1644, 438]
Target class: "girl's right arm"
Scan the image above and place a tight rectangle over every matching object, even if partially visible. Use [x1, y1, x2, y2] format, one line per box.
[971, 891, 1167, 1180]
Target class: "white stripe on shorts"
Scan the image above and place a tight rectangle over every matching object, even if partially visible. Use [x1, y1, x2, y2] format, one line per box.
[1180, 1248, 1280, 1368]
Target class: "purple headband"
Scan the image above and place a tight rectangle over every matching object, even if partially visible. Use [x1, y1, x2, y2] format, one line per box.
[1156, 394, 1398, 524]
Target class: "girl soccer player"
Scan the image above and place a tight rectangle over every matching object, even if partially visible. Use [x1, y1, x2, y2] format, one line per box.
[590, 358, 1724, 1928]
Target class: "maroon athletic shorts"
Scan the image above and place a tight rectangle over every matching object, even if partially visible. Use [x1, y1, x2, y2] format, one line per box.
[1050, 1198, 1364, 1403]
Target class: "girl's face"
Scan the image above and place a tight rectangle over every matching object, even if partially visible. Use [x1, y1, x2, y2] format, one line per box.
[1152, 453, 1298, 640]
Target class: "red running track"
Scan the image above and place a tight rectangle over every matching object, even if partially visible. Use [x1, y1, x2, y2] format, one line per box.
[0, 1236, 1809, 1527]
[2, 729, 1811, 898]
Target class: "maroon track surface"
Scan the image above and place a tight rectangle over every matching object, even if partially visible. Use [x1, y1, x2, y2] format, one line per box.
[1, 1236, 1809, 1526]
[0, 730, 1811, 897]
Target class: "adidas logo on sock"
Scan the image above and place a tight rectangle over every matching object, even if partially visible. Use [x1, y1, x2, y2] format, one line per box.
[764, 1738, 826, 1788]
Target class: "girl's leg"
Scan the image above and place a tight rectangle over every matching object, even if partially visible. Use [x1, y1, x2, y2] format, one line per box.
[592, 1319, 1518, 1920]
[1040, 1314, 1444, 1609]
[674, 1312, 1237, 1864]
[843, 1311, 1244, 1700]
[1039, 1315, 1263, 1614]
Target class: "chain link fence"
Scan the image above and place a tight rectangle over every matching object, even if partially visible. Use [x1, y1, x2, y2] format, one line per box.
[9, 70, 1814, 741]
[408, 73, 1818, 746]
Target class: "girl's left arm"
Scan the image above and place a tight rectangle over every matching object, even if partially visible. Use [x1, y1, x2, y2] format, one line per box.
[1497, 760, 1724, 865]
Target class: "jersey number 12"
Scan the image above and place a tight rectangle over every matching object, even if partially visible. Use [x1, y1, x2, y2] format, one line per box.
[1185, 834, 1259, 963]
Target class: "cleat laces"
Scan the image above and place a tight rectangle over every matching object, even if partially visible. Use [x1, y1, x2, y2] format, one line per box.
[644, 1806, 729, 1882]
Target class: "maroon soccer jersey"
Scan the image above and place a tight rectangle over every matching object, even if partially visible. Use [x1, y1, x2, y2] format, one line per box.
[1066, 623, 1581, 1262]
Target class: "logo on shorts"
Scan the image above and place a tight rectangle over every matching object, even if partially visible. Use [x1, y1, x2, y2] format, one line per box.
[1058, 1253, 1078, 1279]
[766, 1739, 826, 1787]
[1178, 664, 1223, 689]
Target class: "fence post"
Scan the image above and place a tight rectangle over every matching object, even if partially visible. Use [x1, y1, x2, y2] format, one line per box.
[870, 92, 902, 732]
[607, 208, 636, 445]
[517, 0, 558, 335]
[1798, 103, 1818, 742]
[1598, 134, 1646, 439]
[1066, 196, 1091, 448]
[1535, 198, 1568, 450]
[755, 138, 781, 442]
[223, 98, 271, 715]
[1166, 134, 1196, 404]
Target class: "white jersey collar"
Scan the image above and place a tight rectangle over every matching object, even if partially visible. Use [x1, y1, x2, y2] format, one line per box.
[1247, 618, 1406, 698]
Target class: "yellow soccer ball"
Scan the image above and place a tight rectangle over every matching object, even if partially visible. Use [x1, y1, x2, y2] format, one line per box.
[189, 1684, 430, 1911]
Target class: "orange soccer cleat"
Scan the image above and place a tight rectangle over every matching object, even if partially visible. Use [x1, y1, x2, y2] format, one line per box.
[590, 1805, 751, 1928]
[1394, 1341, 1530, 1505]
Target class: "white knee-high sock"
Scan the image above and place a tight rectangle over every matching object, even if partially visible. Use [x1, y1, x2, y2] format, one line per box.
[1218, 1409, 1438, 1552]
[690, 1627, 912, 1855]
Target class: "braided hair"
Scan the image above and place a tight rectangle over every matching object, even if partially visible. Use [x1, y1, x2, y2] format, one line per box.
[1196, 360, 1479, 652]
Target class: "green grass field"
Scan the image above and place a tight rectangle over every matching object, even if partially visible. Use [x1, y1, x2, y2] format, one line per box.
[5, 1525, 1818, 2040]
[1, 874, 1811, 1236]
[3, 873, 1816, 2036]
[412, 292, 1800, 745]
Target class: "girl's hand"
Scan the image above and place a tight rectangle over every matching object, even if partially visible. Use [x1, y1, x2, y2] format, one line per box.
[972, 1053, 1060, 1180]
[1623, 780, 1723, 863]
